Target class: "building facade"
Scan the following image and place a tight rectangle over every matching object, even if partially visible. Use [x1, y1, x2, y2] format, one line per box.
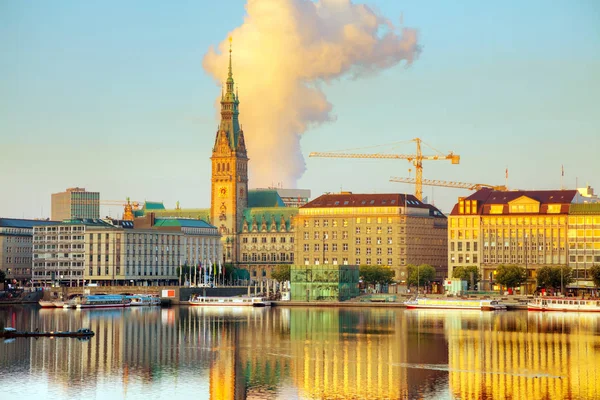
[294, 192, 448, 283]
[0, 218, 60, 286]
[567, 203, 600, 288]
[448, 189, 578, 292]
[32, 217, 221, 287]
[51, 187, 100, 221]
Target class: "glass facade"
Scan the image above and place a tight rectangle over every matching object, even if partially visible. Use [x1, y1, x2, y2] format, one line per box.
[290, 264, 359, 301]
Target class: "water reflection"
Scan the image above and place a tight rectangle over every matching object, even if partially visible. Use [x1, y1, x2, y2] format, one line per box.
[1, 306, 600, 399]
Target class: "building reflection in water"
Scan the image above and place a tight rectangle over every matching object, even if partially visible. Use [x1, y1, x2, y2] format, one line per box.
[4, 306, 600, 399]
[443, 310, 600, 400]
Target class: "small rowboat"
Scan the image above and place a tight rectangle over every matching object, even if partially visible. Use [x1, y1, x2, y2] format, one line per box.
[0, 327, 95, 338]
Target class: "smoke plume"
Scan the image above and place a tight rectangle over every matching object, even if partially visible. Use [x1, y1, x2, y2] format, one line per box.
[203, 0, 420, 188]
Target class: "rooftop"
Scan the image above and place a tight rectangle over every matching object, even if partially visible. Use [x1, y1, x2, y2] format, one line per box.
[152, 218, 216, 229]
[0, 218, 61, 229]
[302, 192, 428, 209]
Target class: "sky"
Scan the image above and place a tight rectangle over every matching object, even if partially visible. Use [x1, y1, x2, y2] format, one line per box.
[1, 0, 599, 219]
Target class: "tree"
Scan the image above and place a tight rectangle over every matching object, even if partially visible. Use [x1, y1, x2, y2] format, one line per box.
[536, 266, 573, 293]
[271, 264, 291, 282]
[406, 264, 436, 288]
[451, 266, 481, 290]
[494, 265, 526, 291]
[359, 265, 395, 286]
[590, 265, 600, 288]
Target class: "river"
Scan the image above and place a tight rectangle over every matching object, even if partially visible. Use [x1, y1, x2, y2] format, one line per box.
[1, 306, 599, 399]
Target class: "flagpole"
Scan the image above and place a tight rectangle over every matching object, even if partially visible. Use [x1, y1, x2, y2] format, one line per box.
[561, 165, 564, 190]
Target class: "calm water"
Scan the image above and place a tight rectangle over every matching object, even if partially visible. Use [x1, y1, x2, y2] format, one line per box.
[1, 306, 600, 400]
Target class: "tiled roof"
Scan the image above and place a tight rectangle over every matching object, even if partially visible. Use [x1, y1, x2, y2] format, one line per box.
[301, 193, 427, 209]
[241, 207, 298, 231]
[153, 218, 216, 229]
[0, 218, 61, 229]
[450, 189, 578, 215]
[247, 190, 285, 208]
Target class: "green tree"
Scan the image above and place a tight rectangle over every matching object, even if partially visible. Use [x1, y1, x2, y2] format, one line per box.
[359, 265, 395, 286]
[271, 264, 291, 282]
[451, 266, 481, 290]
[494, 265, 526, 291]
[406, 264, 436, 288]
[536, 266, 573, 293]
[590, 265, 600, 288]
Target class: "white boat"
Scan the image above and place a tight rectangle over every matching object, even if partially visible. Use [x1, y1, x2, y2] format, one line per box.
[528, 297, 600, 312]
[189, 295, 271, 307]
[38, 300, 56, 308]
[126, 295, 161, 306]
[63, 295, 131, 309]
[404, 297, 506, 311]
[53, 300, 64, 308]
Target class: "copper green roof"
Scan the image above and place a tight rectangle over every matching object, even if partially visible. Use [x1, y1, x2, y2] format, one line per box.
[241, 207, 298, 231]
[143, 201, 166, 211]
[133, 207, 211, 223]
[248, 190, 285, 208]
[569, 203, 600, 214]
[153, 218, 215, 229]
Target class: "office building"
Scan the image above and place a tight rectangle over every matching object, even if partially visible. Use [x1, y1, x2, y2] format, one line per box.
[51, 187, 100, 221]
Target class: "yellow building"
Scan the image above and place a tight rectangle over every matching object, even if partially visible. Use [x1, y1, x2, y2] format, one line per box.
[295, 192, 448, 283]
[567, 203, 600, 287]
[449, 189, 577, 292]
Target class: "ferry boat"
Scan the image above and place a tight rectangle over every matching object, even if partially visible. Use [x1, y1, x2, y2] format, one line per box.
[63, 295, 131, 309]
[528, 297, 600, 312]
[404, 297, 507, 311]
[189, 295, 270, 307]
[126, 294, 161, 306]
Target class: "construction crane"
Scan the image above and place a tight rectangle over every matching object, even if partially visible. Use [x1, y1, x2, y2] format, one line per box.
[309, 138, 459, 201]
[100, 200, 141, 210]
[390, 177, 507, 191]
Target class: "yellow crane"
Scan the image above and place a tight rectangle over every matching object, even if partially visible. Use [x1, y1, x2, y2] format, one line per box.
[100, 199, 141, 210]
[309, 138, 460, 201]
[389, 177, 507, 191]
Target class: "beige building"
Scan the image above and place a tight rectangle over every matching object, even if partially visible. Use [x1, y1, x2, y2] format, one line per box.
[567, 203, 600, 288]
[32, 217, 221, 287]
[0, 218, 60, 286]
[51, 187, 100, 221]
[294, 192, 448, 283]
[448, 189, 578, 292]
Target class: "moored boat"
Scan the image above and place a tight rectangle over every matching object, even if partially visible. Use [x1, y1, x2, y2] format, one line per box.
[189, 295, 271, 307]
[528, 297, 600, 312]
[38, 300, 56, 308]
[63, 295, 131, 309]
[404, 297, 506, 311]
[126, 294, 161, 306]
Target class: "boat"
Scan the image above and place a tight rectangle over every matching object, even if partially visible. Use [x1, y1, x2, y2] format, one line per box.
[126, 294, 161, 306]
[53, 300, 65, 308]
[404, 297, 507, 311]
[189, 295, 271, 307]
[528, 297, 600, 312]
[38, 300, 57, 308]
[63, 294, 131, 309]
[1, 327, 94, 338]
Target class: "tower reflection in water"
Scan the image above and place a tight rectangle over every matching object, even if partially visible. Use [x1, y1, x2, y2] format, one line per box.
[440, 310, 600, 400]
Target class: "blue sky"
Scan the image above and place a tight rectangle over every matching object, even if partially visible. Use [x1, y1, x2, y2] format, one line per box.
[1, 0, 599, 218]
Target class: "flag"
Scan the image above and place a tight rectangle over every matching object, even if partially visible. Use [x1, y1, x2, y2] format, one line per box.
[505, 168, 508, 179]
[561, 165, 564, 177]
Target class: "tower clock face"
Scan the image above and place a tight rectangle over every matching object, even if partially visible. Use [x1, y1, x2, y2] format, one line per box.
[219, 186, 228, 197]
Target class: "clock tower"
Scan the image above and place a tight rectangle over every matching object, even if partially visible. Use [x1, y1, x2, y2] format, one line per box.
[210, 38, 248, 263]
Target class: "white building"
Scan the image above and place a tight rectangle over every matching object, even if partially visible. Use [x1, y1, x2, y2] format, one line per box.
[32, 218, 221, 287]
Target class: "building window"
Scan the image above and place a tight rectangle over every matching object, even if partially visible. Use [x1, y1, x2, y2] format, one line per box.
[304, 244, 309, 252]
[387, 258, 393, 265]
[356, 227, 361, 234]
[366, 248, 372, 255]
[314, 220, 320, 227]
[323, 220, 329, 227]
[366, 258, 372, 265]
[314, 232, 320, 240]
[355, 258, 360, 265]
[343, 219, 348, 227]
[314, 244, 320, 252]
[304, 232, 309, 240]
[304, 220, 309, 228]
[332, 231, 338, 240]
[366, 237, 372, 245]
[387, 248, 392, 255]
[343, 231, 348, 239]
[343, 243, 348, 251]
[356, 238, 361, 245]
[355, 248, 361, 255]
[332, 244, 338, 251]
[377, 258, 382, 265]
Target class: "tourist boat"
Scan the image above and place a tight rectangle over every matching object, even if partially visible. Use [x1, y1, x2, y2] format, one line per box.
[528, 297, 600, 312]
[53, 300, 65, 308]
[189, 295, 271, 307]
[0, 327, 94, 338]
[63, 295, 131, 309]
[404, 297, 507, 311]
[126, 294, 161, 306]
